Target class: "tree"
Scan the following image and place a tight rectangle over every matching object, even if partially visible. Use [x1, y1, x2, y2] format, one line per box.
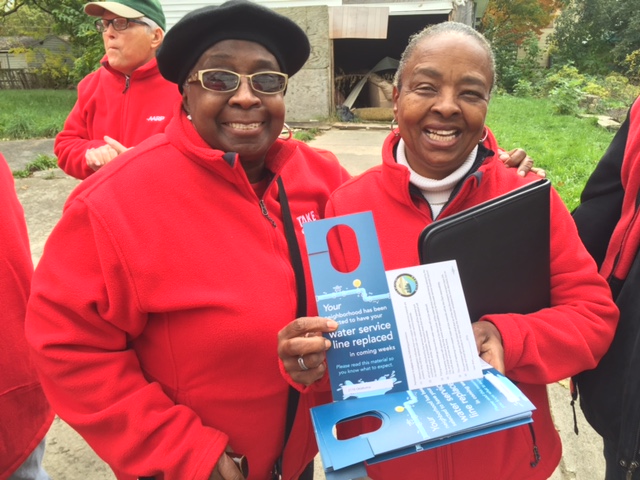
[479, 0, 562, 92]
[482, 0, 560, 40]
[1, 0, 103, 81]
[0, 5, 53, 37]
[550, 0, 640, 77]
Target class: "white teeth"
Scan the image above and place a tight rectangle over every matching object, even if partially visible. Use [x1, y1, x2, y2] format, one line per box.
[430, 129, 456, 135]
[227, 122, 261, 130]
[426, 129, 456, 141]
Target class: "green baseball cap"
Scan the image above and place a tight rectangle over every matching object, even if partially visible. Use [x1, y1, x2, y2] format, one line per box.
[84, 0, 166, 31]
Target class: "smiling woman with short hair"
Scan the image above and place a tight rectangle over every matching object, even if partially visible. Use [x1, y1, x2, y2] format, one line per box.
[279, 21, 619, 480]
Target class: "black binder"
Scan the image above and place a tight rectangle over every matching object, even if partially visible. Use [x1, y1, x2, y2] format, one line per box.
[418, 178, 551, 322]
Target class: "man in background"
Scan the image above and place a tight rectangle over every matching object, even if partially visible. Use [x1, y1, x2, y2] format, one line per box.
[55, 0, 181, 179]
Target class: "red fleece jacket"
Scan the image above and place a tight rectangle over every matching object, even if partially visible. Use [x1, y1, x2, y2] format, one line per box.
[27, 110, 350, 480]
[55, 56, 182, 179]
[0, 154, 53, 479]
[601, 98, 640, 281]
[324, 132, 619, 480]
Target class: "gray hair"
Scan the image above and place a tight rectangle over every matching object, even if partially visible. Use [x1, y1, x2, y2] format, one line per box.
[141, 16, 163, 34]
[393, 21, 496, 91]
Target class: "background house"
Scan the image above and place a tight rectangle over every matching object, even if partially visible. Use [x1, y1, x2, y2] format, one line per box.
[158, 1, 488, 122]
[0, 35, 72, 89]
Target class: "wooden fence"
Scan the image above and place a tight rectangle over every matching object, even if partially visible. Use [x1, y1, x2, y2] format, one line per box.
[0, 69, 42, 89]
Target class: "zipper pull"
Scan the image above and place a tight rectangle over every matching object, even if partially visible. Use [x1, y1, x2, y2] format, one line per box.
[620, 459, 638, 480]
[260, 200, 276, 228]
[123, 75, 130, 93]
[530, 445, 541, 468]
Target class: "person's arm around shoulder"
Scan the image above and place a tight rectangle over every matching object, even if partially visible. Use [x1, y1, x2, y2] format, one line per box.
[482, 126, 545, 178]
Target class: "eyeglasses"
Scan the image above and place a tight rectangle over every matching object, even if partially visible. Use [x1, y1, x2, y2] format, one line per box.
[95, 17, 148, 32]
[186, 69, 288, 95]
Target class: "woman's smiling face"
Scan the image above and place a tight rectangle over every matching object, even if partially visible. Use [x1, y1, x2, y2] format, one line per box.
[393, 32, 493, 180]
[182, 39, 286, 179]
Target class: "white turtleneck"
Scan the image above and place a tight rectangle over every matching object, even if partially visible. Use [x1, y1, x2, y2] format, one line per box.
[396, 138, 478, 218]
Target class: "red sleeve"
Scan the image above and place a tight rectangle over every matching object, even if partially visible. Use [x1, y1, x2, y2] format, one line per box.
[54, 96, 105, 180]
[483, 187, 619, 383]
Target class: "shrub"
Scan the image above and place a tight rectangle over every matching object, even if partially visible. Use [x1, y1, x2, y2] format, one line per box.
[603, 73, 640, 105]
[32, 51, 74, 89]
[492, 33, 545, 94]
[549, 79, 584, 116]
[542, 64, 586, 92]
[513, 80, 535, 98]
[583, 82, 609, 99]
[625, 50, 640, 83]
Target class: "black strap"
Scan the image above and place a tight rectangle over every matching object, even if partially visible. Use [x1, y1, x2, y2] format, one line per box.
[141, 179, 307, 480]
[275, 176, 307, 478]
[278, 177, 307, 320]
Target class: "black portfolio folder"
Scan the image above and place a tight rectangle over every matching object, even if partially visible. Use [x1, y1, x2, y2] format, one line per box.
[418, 178, 551, 322]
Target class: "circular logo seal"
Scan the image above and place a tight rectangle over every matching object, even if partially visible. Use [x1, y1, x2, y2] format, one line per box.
[393, 274, 418, 297]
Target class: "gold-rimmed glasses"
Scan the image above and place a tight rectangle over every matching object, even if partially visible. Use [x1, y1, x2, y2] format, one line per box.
[186, 69, 288, 94]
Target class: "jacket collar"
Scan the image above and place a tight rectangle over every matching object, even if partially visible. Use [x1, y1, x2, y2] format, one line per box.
[101, 55, 161, 80]
[164, 104, 297, 184]
[380, 131, 495, 209]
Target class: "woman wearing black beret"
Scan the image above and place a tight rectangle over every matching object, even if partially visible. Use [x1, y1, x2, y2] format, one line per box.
[26, 1, 349, 479]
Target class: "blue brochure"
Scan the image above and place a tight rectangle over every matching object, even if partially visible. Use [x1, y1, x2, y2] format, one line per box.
[304, 212, 536, 479]
[304, 212, 482, 399]
[310, 365, 535, 480]
[304, 212, 407, 398]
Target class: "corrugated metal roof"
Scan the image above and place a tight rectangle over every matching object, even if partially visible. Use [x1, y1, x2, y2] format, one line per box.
[159, 1, 455, 30]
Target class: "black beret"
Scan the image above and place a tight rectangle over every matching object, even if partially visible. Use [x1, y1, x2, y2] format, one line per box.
[157, 0, 310, 90]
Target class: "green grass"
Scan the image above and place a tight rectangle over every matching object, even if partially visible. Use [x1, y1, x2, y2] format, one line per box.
[0, 90, 618, 209]
[12, 154, 59, 178]
[0, 89, 77, 140]
[486, 95, 616, 211]
[293, 128, 319, 142]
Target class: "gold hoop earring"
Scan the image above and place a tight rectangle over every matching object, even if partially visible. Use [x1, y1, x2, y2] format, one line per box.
[280, 123, 292, 141]
[390, 119, 399, 137]
[479, 127, 488, 144]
